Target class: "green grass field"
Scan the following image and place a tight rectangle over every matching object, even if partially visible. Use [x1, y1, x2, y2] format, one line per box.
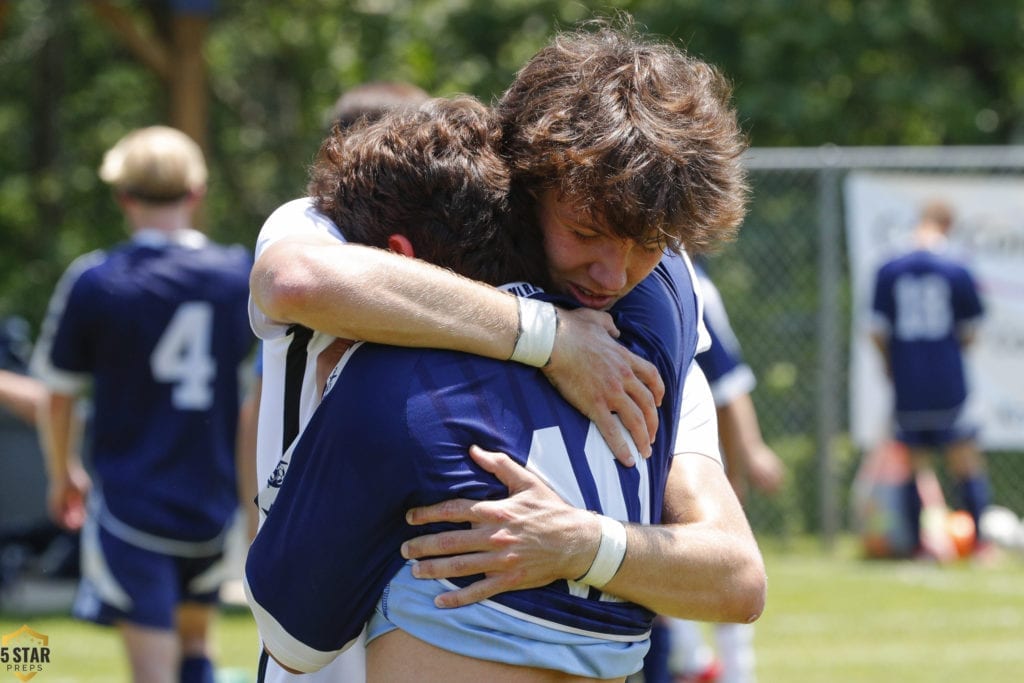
[2, 536, 1021, 682]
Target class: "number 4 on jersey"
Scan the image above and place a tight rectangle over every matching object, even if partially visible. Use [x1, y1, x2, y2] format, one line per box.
[151, 301, 216, 410]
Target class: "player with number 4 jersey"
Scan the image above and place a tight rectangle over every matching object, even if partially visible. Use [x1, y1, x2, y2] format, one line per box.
[32, 126, 253, 683]
[34, 234, 253, 543]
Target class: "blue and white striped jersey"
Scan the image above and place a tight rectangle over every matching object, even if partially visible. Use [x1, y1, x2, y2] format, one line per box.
[33, 229, 254, 545]
[245, 253, 700, 670]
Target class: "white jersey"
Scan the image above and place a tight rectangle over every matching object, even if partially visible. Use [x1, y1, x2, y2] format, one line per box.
[250, 198, 347, 501]
[249, 197, 366, 683]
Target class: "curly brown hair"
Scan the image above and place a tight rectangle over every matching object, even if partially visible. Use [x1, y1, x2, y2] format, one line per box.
[497, 17, 748, 254]
[308, 96, 549, 287]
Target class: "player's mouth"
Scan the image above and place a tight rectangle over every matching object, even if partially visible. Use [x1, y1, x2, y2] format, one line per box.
[567, 282, 617, 310]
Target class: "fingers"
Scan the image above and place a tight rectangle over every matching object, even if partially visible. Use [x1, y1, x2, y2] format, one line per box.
[405, 497, 481, 527]
[467, 445, 537, 494]
[567, 307, 620, 339]
[430, 574, 523, 609]
[406, 550, 538, 609]
[50, 498, 85, 532]
[592, 412, 638, 467]
[401, 526, 502, 561]
[628, 352, 665, 407]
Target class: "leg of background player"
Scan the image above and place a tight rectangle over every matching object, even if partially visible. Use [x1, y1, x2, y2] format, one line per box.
[668, 618, 719, 682]
[120, 622, 178, 683]
[178, 603, 215, 683]
[715, 622, 756, 683]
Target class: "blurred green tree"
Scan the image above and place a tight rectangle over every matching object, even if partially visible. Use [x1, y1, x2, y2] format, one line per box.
[1, 0, 1021, 331]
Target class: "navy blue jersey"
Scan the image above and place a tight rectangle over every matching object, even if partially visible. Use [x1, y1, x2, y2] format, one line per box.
[245, 254, 698, 662]
[35, 232, 254, 542]
[694, 266, 755, 407]
[871, 247, 984, 420]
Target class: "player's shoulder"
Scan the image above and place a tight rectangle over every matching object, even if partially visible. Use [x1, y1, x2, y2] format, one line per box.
[619, 252, 698, 339]
[196, 240, 253, 271]
[61, 248, 114, 290]
[257, 197, 344, 248]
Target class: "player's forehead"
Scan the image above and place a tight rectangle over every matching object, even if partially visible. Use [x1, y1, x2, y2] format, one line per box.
[537, 189, 661, 244]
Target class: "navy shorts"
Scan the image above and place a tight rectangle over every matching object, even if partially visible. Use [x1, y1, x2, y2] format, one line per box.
[895, 406, 978, 450]
[73, 516, 226, 630]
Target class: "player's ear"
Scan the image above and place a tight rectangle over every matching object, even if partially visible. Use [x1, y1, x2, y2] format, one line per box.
[387, 234, 415, 258]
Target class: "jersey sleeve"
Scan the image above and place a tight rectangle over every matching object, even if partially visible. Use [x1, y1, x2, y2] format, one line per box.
[672, 361, 722, 466]
[248, 198, 347, 341]
[869, 261, 896, 338]
[30, 251, 106, 394]
[244, 346, 420, 673]
[952, 264, 985, 329]
[694, 269, 756, 407]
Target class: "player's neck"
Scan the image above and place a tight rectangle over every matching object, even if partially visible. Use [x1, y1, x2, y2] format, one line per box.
[127, 205, 194, 235]
[914, 223, 948, 250]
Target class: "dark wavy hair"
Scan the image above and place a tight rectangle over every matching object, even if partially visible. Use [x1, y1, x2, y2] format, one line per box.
[497, 17, 749, 254]
[309, 96, 549, 287]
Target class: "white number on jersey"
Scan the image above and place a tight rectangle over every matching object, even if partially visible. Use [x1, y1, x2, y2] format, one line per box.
[151, 301, 216, 410]
[894, 274, 952, 341]
[526, 422, 647, 599]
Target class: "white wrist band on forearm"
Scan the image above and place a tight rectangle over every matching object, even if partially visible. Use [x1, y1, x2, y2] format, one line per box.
[575, 515, 628, 589]
[509, 297, 557, 368]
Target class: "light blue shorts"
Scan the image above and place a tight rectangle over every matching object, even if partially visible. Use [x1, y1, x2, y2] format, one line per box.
[366, 562, 649, 679]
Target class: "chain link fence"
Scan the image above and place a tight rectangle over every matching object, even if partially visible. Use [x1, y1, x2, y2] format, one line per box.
[716, 146, 1024, 546]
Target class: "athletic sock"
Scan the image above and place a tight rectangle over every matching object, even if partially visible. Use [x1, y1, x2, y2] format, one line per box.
[958, 476, 992, 540]
[180, 655, 214, 683]
[902, 478, 923, 552]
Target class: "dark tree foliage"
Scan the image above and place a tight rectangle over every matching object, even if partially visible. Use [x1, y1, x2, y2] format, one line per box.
[1, 0, 1021, 330]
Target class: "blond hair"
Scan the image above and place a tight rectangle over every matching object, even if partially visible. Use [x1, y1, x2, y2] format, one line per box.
[99, 126, 207, 202]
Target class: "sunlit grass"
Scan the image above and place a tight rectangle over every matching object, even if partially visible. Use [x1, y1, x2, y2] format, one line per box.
[2, 536, 1022, 682]
[0, 605, 258, 682]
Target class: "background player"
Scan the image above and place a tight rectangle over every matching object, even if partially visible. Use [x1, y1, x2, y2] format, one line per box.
[32, 126, 254, 683]
[869, 199, 989, 558]
[247, 94, 759, 682]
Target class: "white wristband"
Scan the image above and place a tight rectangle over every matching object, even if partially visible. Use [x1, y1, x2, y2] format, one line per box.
[509, 297, 557, 368]
[575, 515, 628, 589]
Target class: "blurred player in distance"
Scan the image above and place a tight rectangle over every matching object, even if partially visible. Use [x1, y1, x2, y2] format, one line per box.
[869, 199, 989, 558]
[33, 126, 253, 683]
[327, 80, 429, 131]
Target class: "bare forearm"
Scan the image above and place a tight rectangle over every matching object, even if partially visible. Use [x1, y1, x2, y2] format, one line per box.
[0, 369, 45, 425]
[596, 456, 766, 622]
[870, 332, 892, 378]
[251, 237, 519, 359]
[237, 377, 261, 541]
[404, 449, 766, 622]
[38, 392, 77, 480]
[718, 395, 763, 462]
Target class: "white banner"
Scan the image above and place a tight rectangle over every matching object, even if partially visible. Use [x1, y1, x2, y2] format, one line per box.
[845, 172, 1024, 450]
